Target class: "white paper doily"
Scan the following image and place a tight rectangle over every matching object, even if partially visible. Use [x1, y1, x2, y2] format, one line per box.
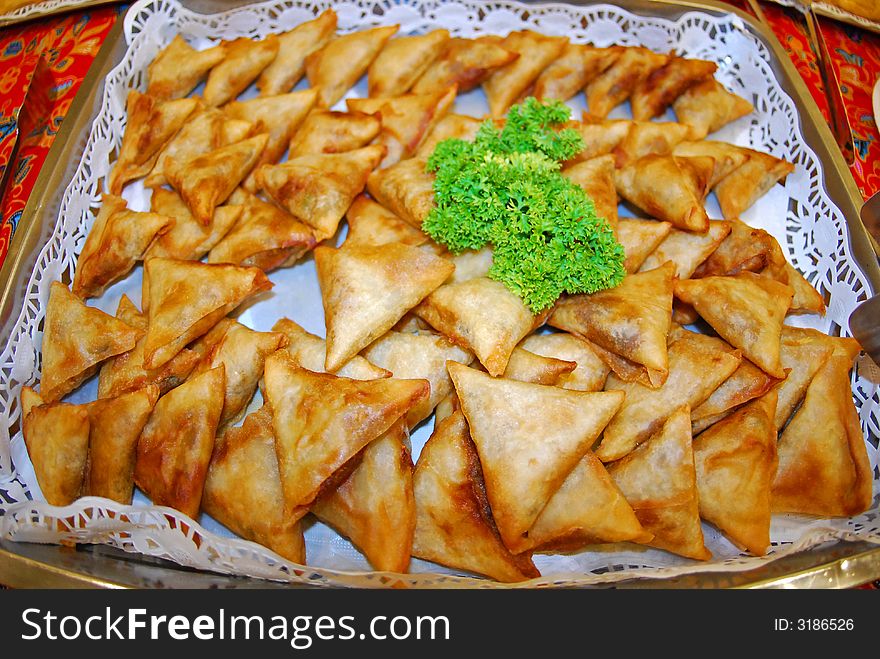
[0, 0, 878, 588]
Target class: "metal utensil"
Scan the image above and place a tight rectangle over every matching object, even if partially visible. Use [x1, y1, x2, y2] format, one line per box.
[848, 192, 880, 363]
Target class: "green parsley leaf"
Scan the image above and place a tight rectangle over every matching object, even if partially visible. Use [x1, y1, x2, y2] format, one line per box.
[422, 98, 625, 313]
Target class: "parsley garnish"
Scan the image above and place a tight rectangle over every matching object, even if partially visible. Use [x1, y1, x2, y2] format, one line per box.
[423, 97, 625, 313]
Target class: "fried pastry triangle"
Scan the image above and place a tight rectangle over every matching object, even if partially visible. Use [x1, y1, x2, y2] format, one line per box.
[774, 327, 834, 430]
[144, 107, 224, 188]
[674, 272, 793, 378]
[671, 140, 750, 189]
[448, 362, 625, 552]
[613, 121, 695, 167]
[416, 113, 482, 158]
[694, 390, 778, 556]
[147, 188, 243, 262]
[715, 148, 795, 219]
[203, 35, 280, 107]
[520, 332, 611, 392]
[562, 154, 619, 231]
[368, 29, 451, 97]
[597, 329, 742, 462]
[257, 8, 337, 96]
[147, 35, 226, 100]
[348, 86, 457, 166]
[414, 277, 545, 377]
[190, 320, 287, 426]
[108, 92, 198, 194]
[142, 257, 272, 370]
[272, 317, 391, 380]
[630, 56, 717, 121]
[616, 218, 673, 273]
[693, 217, 778, 277]
[315, 242, 454, 372]
[690, 359, 778, 435]
[483, 30, 568, 117]
[312, 418, 416, 573]
[673, 78, 753, 139]
[759, 240, 826, 315]
[84, 385, 160, 504]
[73, 194, 174, 299]
[263, 351, 429, 520]
[166, 133, 268, 225]
[772, 336, 871, 517]
[412, 36, 519, 95]
[412, 411, 539, 582]
[21, 389, 90, 506]
[533, 44, 622, 102]
[639, 220, 731, 279]
[207, 188, 316, 271]
[563, 115, 632, 166]
[499, 347, 576, 386]
[306, 25, 399, 108]
[608, 406, 711, 560]
[366, 157, 436, 228]
[40, 282, 142, 402]
[203, 406, 305, 564]
[363, 330, 472, 427]
[288, 109, 381, 158]
[615, 154, 713, 232]
[97, 295, 200, 399]
[134, 365, 226, 519]
[345, 194, 428, 247]
[585, 46, 669, 118]
[549, 262, 675, 387]
[256, 144, 385, 240]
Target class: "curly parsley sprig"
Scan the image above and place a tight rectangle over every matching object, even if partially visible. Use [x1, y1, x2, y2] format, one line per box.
[422, 97, 625, 313]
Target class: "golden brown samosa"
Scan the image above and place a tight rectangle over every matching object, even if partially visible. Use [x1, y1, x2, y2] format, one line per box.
[272, 317, 391, 380]
[674, 273, 793, 378]
[671, 140, 750, 189]
[448, 361, 625, 552]
[207, 189, 316, 271]
[597, 329, 742, 462]
[416, 113, 483, 159]
[288, 109, 381, 158]
[147, 189, 243, 262]
[520, 332, 611, 392]
[203, 35, 280, 107]
[673, 78, 754, 139]
[533, 44, 622, 102]
[366, 157, 436, 229]
[630, 56, 717, 121]
[312, 419, 416, 573]
[562, 154, 619, 231]
[203, 406, 305, 564]
[144, 107, 231, 189]
[73, 195, 174, 299]
[21, 389, 90, 506]
[368, 29, 451, 97]
[83, 385, 160, 504]
[585, 46, 669, 118]
[412, 411, 539, 582]
[694, 217, 778, 277]
[694, 390, 778, 556]
[257, 9, 337, 96]
[615, 218, 673, 273]
[772, 336, 872, 517]
[345, 194, 428, 248]
[563, 115, 631, 167]
[147, 35, 226, 100]
[483, 30, 568, 117]
[690, 359, 778, 435]
[613, 120, 695, 167]
[414, 276, 545, 377]
[166, 133, 269, 225]
[499, 347, 576, 386]
[639, 220, 731, 279]
[715, 148, 795, 219]
[306, 25, 399, 108]
[362, 330, 472, 427]
[141, 257, 272, 370]
[549, 262, 675, 388]
[134, 366, 226, 519]
[608, 406, 711, 560]
[315, 242, 454, 372]
[615, 154, 713, 232]
[759, 239, 826, 316]
[411, 36, 518, 95]
[256, 144, 385, 240]
[108, 92, 198, 194]
[774, 326, 834, 430]
[262, 351, 428, 520]
[40, 282, 142, 403]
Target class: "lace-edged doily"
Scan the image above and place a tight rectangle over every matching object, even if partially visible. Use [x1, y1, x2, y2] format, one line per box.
[0, 0, 877, 588]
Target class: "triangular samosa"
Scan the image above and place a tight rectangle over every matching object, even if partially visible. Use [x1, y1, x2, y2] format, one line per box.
[774, 326, 834, 430]
[288, 109, 381, 158]
[368, 29, 451, 97]
[694, 217, 778, 277]
[672, 140, 750, 189]
[147, 35, 226, 100]
[585, 46, 669, 118]
[608, 406, 711, 560]
[448, 361, 625, 552]
[262, 351, 429, 520]
[562, 155, 619, 231]
[520, 332, 611, 392]
[203, 35, 280, 107]
[630, 56, 717, 121]
[499, 347, 576, 386]
[345, 194, 428, 248]
[412, 411, 540, 582]
[366, 157, 436, 228]
[613, 121, 695, 167]
[715, 148, 795, 219]
[315, 242, 453, 371]
[674, 272, 793, 378]
[615, 218, 673, 273]
[690, 359, 778, 435]
[257, 9, 337, 96]
[134, 365, 226, 518]
[416, 113, 482, 159]
[533, 44, 622, 102]
[40, 282, 142, 402]
[412, 36, 518, 95]
[563, 115, 631, 167]
[144, 107, 224, 189]
[639, 220, 731, 279]
[673, 78, 753, 139]
[694, 390, 778, 556]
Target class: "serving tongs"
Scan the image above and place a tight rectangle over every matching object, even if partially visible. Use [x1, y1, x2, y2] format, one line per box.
[848, 192, 880, 365]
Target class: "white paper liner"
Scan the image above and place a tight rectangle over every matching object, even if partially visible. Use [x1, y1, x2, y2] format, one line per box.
[0, 0, 878, 588]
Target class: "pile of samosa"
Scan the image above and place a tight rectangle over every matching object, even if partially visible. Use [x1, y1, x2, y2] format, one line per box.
[19, 11, 873, 583]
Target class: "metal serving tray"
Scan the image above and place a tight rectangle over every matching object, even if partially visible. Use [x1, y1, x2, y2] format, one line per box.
[0, 0, 878, 588]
